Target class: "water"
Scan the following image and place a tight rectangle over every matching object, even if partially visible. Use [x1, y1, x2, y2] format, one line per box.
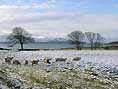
[0, 43, 74, 49]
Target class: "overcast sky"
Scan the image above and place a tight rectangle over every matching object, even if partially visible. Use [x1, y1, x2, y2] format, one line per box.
[0, 0, 118, 41]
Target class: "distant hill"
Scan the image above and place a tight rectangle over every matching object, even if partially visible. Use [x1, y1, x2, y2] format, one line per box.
[108, 41, 118, 44]
[0, 42, 10, 44]
[34, 38, 70, 44]
[107, 41, 118, 46]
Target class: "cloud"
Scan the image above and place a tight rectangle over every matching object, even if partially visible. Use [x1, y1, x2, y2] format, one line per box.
[0, 12, 118, 41]
[0, 4, 52, 10]
[0, 0, 118, 41]
[0, 0, 58, 14]
[0, 4, 55, 11]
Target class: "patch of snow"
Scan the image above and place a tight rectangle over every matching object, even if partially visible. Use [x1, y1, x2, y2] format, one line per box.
[0, 50, 118, 69]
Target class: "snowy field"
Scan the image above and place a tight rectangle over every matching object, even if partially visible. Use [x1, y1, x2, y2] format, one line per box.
[0, 50, 118, 89]
[1, 50, 118, 66]
[0, 50, 118, 73]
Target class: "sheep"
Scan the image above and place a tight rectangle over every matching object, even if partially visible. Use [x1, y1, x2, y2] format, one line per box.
[72, 57, 81, 61]
[5, 57, 14, 64]
[55, 58, 67, 62]
[24, 60, 28, 65]
[32, 60, 39, 65]
[13, 60, 21, 65]
[43, 58, 51, 64]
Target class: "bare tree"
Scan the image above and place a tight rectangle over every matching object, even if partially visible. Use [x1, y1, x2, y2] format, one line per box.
[68, 31, 84, 50]
[85, 32, 96, 50]
[94, 33, 104, 49]
[7, 27, 34, 50]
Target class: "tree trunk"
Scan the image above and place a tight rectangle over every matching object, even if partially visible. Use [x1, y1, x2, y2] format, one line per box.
[94, 43, 97, 50]
[90, 41, 93, 50]
[76, 45, 81, 50]
[20, 42, 23, 50]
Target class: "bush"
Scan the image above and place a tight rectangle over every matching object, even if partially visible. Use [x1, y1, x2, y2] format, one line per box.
[104, 47, 110, 50]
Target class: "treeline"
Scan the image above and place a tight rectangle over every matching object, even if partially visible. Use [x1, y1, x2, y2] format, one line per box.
[68, 31, 104, 50]
[7, 27, 104, 50]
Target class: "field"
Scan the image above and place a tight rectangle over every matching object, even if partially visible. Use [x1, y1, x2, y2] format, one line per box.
[0, 50, 118, 89]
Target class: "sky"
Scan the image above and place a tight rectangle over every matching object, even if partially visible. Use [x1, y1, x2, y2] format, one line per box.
[0, 0, 118, 41]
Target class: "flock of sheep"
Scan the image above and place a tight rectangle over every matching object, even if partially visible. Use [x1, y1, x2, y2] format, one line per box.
[4, 56, 81, 65]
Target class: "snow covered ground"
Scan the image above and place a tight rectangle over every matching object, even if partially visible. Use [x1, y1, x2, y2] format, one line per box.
[0, 50, 118, 89]
[3, 50, 118, 62]
[1, 50, 118, 69]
